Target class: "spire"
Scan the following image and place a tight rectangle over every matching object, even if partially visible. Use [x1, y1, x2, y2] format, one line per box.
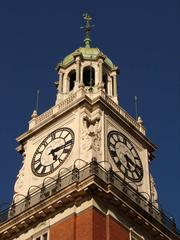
[81, 13, 94, 48]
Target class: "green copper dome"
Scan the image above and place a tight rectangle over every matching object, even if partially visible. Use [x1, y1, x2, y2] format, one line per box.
[56, 14, 118, 72]
[56, 47, 116, 71]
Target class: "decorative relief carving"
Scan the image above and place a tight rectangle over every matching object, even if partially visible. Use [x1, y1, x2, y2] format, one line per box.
[14, 153, 26, 194]
[150, 174, 158, 206]
[81, 113, 102, 157]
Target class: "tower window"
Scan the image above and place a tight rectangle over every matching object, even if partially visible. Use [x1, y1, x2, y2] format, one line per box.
[130, 229, 144, 240]
[68, 70, 76, 91]
[33, 231, 49, 240]
[43, 233, 48, 240]
[83, 66, 95, 87]
[103, 73, 108, 92]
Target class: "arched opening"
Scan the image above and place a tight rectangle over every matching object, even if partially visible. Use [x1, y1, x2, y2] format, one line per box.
[68, 70, 76, 91]
[83, 66, 95, 87]
[103, 73, 108, 93]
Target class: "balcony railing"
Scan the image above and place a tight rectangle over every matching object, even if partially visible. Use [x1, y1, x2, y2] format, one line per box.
[0, 160, 179, 236]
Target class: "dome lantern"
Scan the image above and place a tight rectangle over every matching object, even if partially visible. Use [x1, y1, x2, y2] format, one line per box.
[55, 14, 119, 105]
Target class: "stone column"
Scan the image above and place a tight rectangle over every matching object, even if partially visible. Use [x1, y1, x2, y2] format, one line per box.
[98, 59, 104, 89]
[58, 71, 63, 94]
[79, 65, 84, 88]
[75, 57, 80, 84]
[112, 72, 117, 97]
[107, 77, 111, 96]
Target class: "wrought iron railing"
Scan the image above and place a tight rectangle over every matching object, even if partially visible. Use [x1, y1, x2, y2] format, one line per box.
[0, 161, 179, 236]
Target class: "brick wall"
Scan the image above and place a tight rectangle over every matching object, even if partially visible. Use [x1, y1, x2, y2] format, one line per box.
[50, 207, 129, 240]
[50, 213, 76, 240]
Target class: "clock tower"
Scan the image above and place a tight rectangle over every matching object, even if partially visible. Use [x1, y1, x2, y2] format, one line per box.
[0, 14, 179, 240]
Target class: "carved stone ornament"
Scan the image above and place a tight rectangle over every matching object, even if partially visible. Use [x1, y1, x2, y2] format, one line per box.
[81, 114, 102, 155]
[14, 153, 26, 194]
[150, 174, 158, 206]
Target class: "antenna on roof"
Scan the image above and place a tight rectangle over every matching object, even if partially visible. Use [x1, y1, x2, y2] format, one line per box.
[36, 89, 40, 113]
[31, 89, 39, 119]
[134, 95, 138, 120]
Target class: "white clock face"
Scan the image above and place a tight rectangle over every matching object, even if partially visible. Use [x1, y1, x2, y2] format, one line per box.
[31, 128, 74, 177]
[107, 131, 143, 182]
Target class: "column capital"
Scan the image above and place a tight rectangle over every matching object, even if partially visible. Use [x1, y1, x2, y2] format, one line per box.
[98, 58, 104, 64]
[58, 69, 65, 75]
[110, 71, 117, 77]
[75, 56, 81, 62]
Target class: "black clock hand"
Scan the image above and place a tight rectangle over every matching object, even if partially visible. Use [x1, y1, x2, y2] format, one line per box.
[124, 154, 142, 175]
[48, 142, 71, 160]
[50, 151, 57, 161]
[124, 154, 136, 169]
[48, 145, 64, 160]
[124, 154, 142, 176]
[49, 146, 63, 155]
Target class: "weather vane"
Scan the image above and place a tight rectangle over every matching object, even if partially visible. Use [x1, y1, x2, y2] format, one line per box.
[80, 13, 95, 48]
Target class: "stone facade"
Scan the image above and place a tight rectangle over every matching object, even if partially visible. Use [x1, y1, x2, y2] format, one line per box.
[13, 88, 156, 205]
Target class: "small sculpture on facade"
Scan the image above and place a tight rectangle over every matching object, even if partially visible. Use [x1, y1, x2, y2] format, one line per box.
[81, 113, 102, 161]
[14, 153, 26, 195]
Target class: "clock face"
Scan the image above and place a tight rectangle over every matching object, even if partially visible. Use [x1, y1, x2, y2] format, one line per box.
[31, 128, 74, 177]
[107, 131, 143, 182]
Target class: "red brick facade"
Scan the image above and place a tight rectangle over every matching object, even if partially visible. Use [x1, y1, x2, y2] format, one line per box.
[108, 215, 129, 240]
[50, 213, 76, 240]
[50, 207, 129, 240]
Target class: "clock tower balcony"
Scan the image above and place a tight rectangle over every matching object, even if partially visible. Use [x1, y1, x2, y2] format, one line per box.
[0, 160, 179, 240]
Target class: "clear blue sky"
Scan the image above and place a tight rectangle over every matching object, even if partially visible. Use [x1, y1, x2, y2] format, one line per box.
[0, 0, 179, 227]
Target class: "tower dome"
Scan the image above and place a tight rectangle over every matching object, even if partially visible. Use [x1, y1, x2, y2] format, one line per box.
[56, 47, 115, 70]
[55, 14, 119, 104]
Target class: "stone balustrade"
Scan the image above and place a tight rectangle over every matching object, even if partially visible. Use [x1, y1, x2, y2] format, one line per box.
[29, 89, 145, 135]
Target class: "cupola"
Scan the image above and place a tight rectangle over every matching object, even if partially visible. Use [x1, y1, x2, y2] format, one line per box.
[55, 14, 119, 105]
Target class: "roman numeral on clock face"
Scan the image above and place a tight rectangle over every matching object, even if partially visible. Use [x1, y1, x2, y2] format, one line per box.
[32, 128, 75, 177]
[41, 166, 47, 174]
[65, 139, 73, 146]
[34, 161, 42, 172]
[63, 148, 71, 154]
[110, 150, 117, 157]
[135, 165, 143, 176]
[107, 130, 143, 182]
